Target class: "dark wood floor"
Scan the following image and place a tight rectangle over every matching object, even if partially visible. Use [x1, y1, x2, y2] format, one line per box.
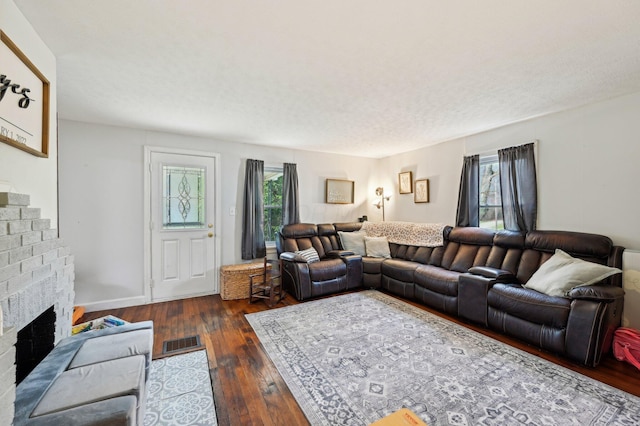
[80, 290, 640, 426]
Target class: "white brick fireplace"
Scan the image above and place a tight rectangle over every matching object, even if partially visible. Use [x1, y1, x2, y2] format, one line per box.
[0, 193, 75, 425]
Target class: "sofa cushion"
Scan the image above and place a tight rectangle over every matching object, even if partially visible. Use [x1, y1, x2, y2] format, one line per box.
[493, 230, 526, 249]
[447, 226, 496, 245]
[362, 256, 384, 274]
[69, 329, 153, 372]
[32, 355, 146, 418]
[523, 249, 622, 297]
[280, 223, 318, 239]
[414, 265, 460, 297]
[309, 258, 346, 281]
[381, 259, 419, 282]
[525, 230, 613, 258]
[364, 236, 391, 258]
[488, 283, 571, 328]
[411, 246, 434, 264]
[393, 245, 419, 260]
[334, 222, 363, 233]
[317, 224, 342, 253]
[449, 244, 491, 272]
[338, 231, 366, 256]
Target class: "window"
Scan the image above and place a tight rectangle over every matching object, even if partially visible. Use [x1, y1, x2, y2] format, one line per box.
[479, 155, 503, 230]
[162, 165, 206, 229]
[263, 167, 283, 243]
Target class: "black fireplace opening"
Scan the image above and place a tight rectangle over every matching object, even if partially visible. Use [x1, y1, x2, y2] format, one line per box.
[15, 306, 56, 385]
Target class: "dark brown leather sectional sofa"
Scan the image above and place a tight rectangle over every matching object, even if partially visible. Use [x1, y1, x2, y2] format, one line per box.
[277, 222, 625, 367]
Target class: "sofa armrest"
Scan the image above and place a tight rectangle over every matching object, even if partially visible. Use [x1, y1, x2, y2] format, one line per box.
[458, 273, 497, 325]
[468, 266, 516, 282]
[566, 289, 624, 366]
[458, 268, 517, 326]
[341, 254, 363, 290]
[22, 395, 138, 426]
[567, 285, 624, 302]
[60, 320, 153, 347]
[280, 257, 312, 300]
[326, 250, 355, 258]
[280, 251, 307, 263]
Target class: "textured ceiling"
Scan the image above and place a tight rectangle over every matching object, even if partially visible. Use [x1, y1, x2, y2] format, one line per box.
[13, 0, 640, 158]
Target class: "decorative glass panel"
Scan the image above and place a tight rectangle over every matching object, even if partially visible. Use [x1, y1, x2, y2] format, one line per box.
[162, 165, 206, 229]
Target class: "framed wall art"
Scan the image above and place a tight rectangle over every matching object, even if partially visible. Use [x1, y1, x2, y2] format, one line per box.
[325, 179, 354, 204]
[398, 171, 413, 194]
[414, 179, 430, 203]
[0, 31, 50, 157]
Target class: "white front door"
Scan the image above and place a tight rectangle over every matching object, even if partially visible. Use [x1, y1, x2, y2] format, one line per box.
[147, 149, 218, 301]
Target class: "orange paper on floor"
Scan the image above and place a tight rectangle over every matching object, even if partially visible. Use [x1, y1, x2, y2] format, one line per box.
[370, 408, 428, 426]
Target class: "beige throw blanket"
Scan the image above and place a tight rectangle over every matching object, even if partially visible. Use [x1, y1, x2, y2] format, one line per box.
[361, 221, 445, 247]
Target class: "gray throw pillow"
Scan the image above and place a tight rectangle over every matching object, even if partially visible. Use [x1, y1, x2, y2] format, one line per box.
[338, 231, 366, 256]
[364, 236, 391, 258]
[523, 249, 622, 297]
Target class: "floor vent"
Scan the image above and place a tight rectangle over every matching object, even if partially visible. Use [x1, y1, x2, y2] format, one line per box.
[162, 335, 202, 355]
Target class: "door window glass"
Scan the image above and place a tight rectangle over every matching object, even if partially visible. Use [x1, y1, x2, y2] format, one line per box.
[162, 165, 206, 229]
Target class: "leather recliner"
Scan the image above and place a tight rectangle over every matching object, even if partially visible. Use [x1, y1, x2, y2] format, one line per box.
[483, 231, 624, 367]
[277, 223, 363, 301]
[453, 228, 624, 367]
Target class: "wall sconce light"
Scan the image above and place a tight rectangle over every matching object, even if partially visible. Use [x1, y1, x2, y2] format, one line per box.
[373, 187, 391, 221]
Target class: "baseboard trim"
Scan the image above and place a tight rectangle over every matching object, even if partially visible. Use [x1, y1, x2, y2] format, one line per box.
[79, 291, 219, 313]
[80, 296, 147, 313]
[150, 291, 216, 304]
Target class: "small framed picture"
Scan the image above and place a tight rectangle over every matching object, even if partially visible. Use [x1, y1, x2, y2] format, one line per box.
[414, 179, 430, 203]
[398, 171, 413, 194]
[325, 179, 354, 204]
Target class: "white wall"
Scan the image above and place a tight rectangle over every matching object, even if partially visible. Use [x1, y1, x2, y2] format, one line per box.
[60, 91, 640, 309]
[380, 91, 640, 251]
[58, 120, 378, 309]
[58, 86, 640, 310]
[0, 0, 57, 223]
[379, 138, 464, 225]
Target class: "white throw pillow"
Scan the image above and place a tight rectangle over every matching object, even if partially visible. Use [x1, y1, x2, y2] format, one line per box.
[294, 247, 321, 263]
[364, 236, 391, 258]
[523, 249, 622, 297]
[338, 231, 366, 256]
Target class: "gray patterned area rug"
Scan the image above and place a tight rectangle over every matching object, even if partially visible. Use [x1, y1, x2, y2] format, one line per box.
[145, 350, 217, 425]
[245, 290, 640, 426]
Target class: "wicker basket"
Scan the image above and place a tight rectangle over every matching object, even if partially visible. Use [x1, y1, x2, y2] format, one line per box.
[220, 262, 270, 300]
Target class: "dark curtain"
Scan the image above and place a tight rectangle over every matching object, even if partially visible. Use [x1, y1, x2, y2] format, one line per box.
[455, 155, 479, 227]
[499, 143, 537, 232]
[241, 159, 266, 259]
[282, 163, 300, 225]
